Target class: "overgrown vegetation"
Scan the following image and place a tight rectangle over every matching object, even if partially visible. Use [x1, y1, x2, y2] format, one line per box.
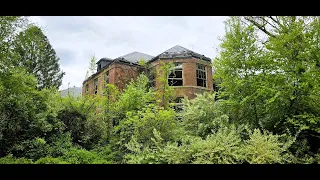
[1, 16, 320, 164]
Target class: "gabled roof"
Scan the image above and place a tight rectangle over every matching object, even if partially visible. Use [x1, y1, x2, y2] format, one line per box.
[149, 45, 211, 63]
[116, 51, 154, 63]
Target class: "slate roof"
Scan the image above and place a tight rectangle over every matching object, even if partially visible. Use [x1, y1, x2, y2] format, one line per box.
[149, 45, 211, 62]
[96, 57, 113, 64]
[116, 51, 154, 63]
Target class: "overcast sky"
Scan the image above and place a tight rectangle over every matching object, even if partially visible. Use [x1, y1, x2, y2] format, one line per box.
[28, 16, 228, 90]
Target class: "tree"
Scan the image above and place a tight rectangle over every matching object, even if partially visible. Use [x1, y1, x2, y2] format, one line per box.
[213, 16, 265, 129]
[88, 55, 97, 76]
[214, 16, 320, 152]
[12, 25, 65, 90]
[0, 16, 28, 72]
[156, 62, 176, 109]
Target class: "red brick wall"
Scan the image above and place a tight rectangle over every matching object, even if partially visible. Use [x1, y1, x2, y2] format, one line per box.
[82, 84, 86, 96]
[151, 57, 214, 99]
[82, 62, 140, 96]
[113, 64, 139, 91]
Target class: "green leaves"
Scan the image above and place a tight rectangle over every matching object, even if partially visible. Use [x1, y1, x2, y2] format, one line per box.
[12, 24, 65, 90]
[214, 16, 320, 150]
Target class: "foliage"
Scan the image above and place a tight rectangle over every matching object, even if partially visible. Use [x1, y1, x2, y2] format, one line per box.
[0, 67, 61, 156]
[125, 125, 296, 164]
[241, 129, 296, 164]
[34, 156, 68, 164]
[116, 104, 177, 150]
[156, 62, 176, 108]
[0, 154, 33, 164]
[0, 16, 28, 72]
[182, 92, 228, 138]
[59, 147, 112, 164]
[12, 25, 65, 90]
[213, 16, 320, 153]
[88, 54, 97, 76]
[91, 145, 117, 163]
[57, 95, 108, 150]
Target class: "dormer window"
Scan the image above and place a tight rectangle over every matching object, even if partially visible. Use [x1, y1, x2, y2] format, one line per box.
[97, 63, 102, 71]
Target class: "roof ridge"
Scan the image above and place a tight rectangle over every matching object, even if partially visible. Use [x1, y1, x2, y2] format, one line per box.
[119, 51, 153, 58]
[149, 45, 211, 63]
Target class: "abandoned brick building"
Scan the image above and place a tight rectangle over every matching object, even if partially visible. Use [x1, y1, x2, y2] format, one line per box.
[82, 45, 214, 100]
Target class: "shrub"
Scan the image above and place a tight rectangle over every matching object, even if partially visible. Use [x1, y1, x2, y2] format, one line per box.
[34, 156, 68, 164]
[0, 154, 33, 164]
[60, 148, 112, 164]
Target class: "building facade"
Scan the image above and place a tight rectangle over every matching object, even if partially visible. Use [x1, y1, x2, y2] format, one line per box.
[82, 45, 214, 100]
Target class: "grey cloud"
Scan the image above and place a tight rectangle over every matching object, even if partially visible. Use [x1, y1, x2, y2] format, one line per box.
[56, 48, 77, 66]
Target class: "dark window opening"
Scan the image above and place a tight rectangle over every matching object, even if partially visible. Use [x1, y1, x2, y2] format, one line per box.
[173, 97, 184, 112]
[196, 64, 207, 87]
[168, 79, 183, 86]
[168, 63, 183, 86]
[97, 64, 102, 71]
[149, 67, 156, 87]
[105, 71, 109, 84]
[94, 78, 98, 94]
[174, 97, 183, 103]
[85, 84, 89, 94]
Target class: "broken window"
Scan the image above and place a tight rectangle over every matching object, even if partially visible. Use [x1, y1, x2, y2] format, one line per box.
[94, 78, 98, 94]
[105, 71, 109, 84]
[85, 84, 89, 94]
[196, 64, 207, 87]
[168, 63, 183, 86]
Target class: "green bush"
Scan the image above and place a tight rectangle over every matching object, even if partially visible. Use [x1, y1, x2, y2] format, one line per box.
[60, 148, 112, 164]
[182, 92, 230, 138]
[0, 154, 33, 164]
[125, 126, 297, 164]
[46, 133, 74, 158]
[34, 156, 68, 164]
[92, 145, 116, 164]
[241, 129, 296, 164]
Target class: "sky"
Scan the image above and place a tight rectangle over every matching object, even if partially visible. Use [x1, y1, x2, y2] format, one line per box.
[28, 16, 228, 90]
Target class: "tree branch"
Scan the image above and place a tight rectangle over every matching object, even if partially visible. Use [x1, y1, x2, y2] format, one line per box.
[244, 16, 277, 38]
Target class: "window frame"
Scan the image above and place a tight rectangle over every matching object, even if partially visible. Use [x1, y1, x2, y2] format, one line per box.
[196, 64, 207, 88]
[168, 62, 183, 86]
[94, 78, 98, 94]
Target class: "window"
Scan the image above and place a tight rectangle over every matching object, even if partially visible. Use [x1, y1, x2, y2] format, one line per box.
[196, 64, 207, 87]
[168, 63, 183, 86]
[105, 71, 109, 84]
[173, 97, 184, 113]
[85, 84, 89, 94]
[94, 78, 98, 94]
[97, 64, 102, 71]
[149, 67, 156, 87]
